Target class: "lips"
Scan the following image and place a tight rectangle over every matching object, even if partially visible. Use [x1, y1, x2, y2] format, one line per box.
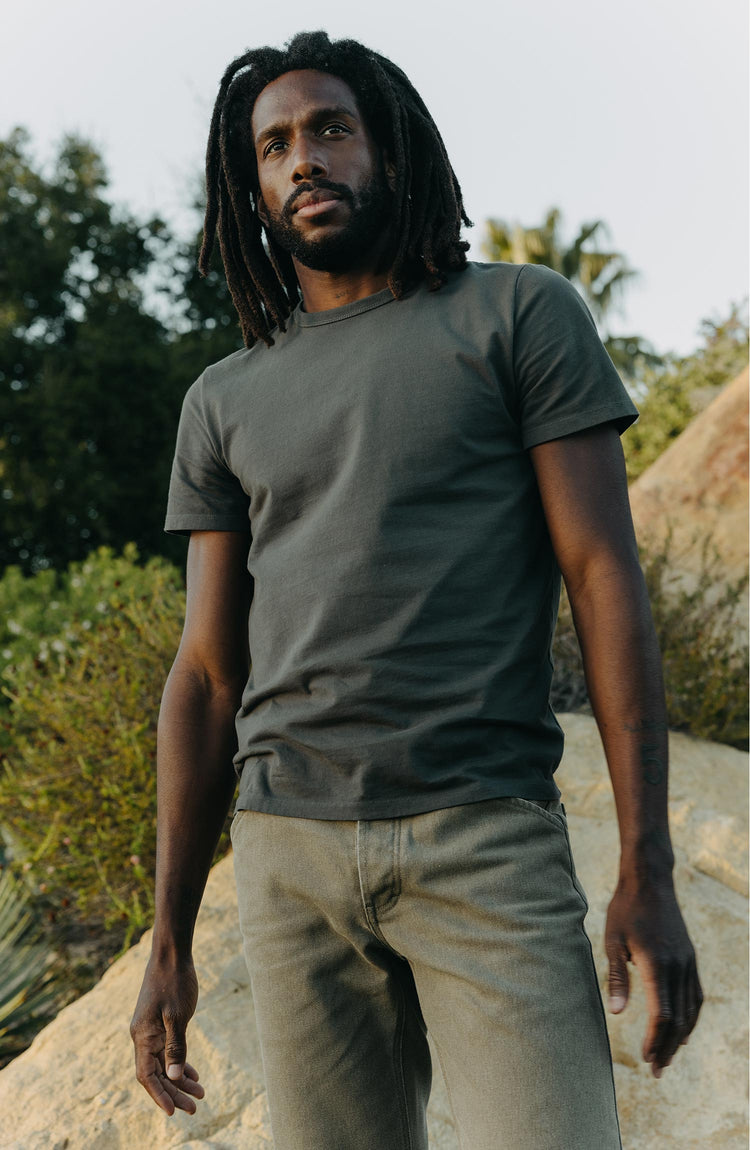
[292, 190, 343, 219]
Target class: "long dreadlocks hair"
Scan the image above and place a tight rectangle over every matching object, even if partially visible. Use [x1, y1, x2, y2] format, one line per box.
[200, 30, 472, 348]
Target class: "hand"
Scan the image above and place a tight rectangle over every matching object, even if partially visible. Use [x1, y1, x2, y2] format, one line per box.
[605, 879, 702, 1077]
[130, 954, 205, 1115]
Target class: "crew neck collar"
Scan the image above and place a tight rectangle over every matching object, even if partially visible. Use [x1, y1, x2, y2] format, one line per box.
[296, 286, 395, 328]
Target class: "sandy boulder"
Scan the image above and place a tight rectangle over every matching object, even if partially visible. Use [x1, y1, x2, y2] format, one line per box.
[0, 715, 746, 1149]
[629, 367, 749, 597]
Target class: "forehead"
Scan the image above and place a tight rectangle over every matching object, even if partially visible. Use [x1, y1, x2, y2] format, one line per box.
[251, 70, 362, 140]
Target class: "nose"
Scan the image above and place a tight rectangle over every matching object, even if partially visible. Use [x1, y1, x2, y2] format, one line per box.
[291, 136, 328, 183]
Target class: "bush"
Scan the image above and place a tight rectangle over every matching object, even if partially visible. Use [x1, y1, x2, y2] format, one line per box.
[624, 304, 748, 482]
[0, 548, 191, 958]
[0, 542, 184, 692]
[551, 537, 748, 749]
[0, 868, 63, 1068]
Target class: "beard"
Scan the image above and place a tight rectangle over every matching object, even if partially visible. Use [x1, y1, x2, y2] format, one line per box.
[262, 166, 393, 273]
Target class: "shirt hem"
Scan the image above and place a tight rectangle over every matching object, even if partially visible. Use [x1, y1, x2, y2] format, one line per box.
[233, 777, 562, 821]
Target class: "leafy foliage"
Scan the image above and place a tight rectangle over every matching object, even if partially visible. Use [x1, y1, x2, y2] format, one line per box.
[0, 549, 186, 954]
[0, 129, 241, 573]
[624, 304, 749, 482]
[0, 543, 181, 693]
[551, 537, 749, 749]
[0, 868, 62, 1068]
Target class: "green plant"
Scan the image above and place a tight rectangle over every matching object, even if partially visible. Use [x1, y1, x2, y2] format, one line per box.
[0, 543, 183, 687]
[0, 868, 61, 1068]
[644, 540, 748, 748]
[624, 304, 748, 482]
[551, 537, 748, 749]
[0, 552, 190, 954]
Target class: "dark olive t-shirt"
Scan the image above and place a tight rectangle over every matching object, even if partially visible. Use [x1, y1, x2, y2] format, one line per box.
[165, 262, 637, 818]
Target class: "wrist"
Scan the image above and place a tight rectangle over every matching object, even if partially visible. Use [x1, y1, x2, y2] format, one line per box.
[619, 825, 675, 880]
[150, 929, 194, 965]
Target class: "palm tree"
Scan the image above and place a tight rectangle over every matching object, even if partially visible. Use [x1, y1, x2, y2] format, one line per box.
[483, 208, 660, 380]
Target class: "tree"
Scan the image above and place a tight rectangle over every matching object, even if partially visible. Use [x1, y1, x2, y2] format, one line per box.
[0, 131, 241, 573]
[483, 208, 660, 382]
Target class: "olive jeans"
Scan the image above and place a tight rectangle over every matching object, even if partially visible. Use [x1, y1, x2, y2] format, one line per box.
[231, 797, 622, 1150]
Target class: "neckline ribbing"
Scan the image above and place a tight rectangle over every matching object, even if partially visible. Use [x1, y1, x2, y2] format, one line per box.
[295, 287, 395, 328]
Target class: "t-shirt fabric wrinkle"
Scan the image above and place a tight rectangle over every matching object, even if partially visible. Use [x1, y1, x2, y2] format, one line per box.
[165, 261, 638, 819]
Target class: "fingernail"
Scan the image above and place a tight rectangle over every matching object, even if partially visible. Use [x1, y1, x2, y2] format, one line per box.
[167, 1064, 181, 1080]
[608, 995, 626, 1012]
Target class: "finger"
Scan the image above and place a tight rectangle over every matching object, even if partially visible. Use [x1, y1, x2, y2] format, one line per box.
[682, 957, 703, 1044]
[607, 946, 630, 1013]
[132, 1025, 177, 1116]
[183, 1062, 201, 1082]
[162, 1077, 200, 1114]
[173, 1072, 205, 1100]
[164, 1016, 188, 1081]
[136, 1054, 179, 1116]
[652, 965, 687, 1073]
[639, 961, 674, 1075]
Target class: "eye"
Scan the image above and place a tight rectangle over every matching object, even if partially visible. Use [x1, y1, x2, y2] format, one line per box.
[321, 122, 350, 137]
[262, 139, 287, 158]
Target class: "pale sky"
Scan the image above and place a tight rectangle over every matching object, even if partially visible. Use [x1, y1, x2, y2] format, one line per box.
[4, 0, 748, 355]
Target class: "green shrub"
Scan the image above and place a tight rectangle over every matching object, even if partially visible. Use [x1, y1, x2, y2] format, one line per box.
[0, 542, 182, 690]
[551, 537, 748, 748]
[0, 550, 189, 956]
[0, 868, 63, 1068]
[624, 304, 748, 483]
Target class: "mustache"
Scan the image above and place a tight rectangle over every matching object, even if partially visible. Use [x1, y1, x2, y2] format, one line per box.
[283, 179, 354, 220]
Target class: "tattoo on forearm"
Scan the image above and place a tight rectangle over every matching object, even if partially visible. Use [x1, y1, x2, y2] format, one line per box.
[644, 827, 672, 854]
[623, 719, 668, 734]
[640, 743, 665, 786]
[622, 720, 668, 786]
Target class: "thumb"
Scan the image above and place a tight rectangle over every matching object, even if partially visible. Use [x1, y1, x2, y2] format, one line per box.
[165, 1018, 188, 1080]
[608, 946, 630, 1014]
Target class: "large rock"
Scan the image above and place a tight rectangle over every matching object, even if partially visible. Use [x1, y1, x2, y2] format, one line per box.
[1, 716, 746, 1149]
[629, 367, 749, 595]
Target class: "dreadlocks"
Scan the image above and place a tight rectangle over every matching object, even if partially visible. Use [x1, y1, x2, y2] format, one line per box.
[200, 30, 472, 348]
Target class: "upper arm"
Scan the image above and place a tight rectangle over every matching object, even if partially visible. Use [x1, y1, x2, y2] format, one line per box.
[176, 530, 252, 686]
[529, 423, 641, 595]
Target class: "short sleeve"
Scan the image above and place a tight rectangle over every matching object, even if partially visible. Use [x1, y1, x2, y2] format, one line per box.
[164, 372, 250, 536]
[512, 264, 638, 449]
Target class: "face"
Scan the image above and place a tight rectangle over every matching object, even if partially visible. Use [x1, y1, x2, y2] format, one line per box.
[251, 70, 394, 273]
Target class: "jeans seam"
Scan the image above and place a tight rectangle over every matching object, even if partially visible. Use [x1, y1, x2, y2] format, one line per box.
[356, 820, 406, 954]
[392, 975, 417, 1150]
[560, 819, 590, 912]
[576, 919, 623, 1149]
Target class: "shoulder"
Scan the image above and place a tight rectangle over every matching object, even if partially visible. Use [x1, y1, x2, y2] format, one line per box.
[456, 261, 586, 303]
[444, 260, 523, 298]
[187, 339, 279, 414]
[438, 261, 583, 313]
[200, 345, 255, 392]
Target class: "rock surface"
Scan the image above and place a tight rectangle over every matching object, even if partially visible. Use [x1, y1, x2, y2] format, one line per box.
[1, 716, 747, 1149]
[629, 367, 749, 598]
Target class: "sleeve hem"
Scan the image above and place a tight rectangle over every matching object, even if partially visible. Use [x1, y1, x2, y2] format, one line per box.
[522, 404, 638, 449]
[164, 515, 250, 537]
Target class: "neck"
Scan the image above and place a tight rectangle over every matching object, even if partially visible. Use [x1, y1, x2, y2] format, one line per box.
[294, 263, 391, 312]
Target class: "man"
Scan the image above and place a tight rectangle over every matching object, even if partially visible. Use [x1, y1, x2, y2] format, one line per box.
[130, 31, 701, 1150]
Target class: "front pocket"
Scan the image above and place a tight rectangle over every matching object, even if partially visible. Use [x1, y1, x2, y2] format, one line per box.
[503, 795, 566, 829]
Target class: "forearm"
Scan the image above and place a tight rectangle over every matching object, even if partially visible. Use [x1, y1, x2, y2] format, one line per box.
[567, 555, 674, 881]
[151, 660, 242, 959]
